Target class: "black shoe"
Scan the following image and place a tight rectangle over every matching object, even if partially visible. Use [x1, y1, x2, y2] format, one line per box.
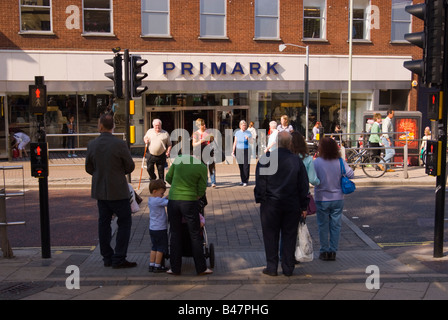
[328, 252, 336, 261]
[319, 252, 329, 261]
[262, 268, 278, 276]
[104, 261, 112, 267]
[112, 260, 137, 269]
[153, 266, 169, 273]
[148, 266, 154, 272]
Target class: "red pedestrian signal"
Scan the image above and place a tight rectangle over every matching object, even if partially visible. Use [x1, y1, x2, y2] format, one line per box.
[427, 91, 441, 120]
[29, 84, 47, 115]
[30, 142, 49, 178]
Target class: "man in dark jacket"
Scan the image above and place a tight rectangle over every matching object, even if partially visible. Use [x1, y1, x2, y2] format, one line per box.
[254, 131, 309, 276]
[86, 113, 136, 269]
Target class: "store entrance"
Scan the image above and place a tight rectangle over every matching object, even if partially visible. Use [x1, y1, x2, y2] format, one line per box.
[144, 106, 249, 151]
[216, 106, 249, 150]
[183, 108, 215, 136]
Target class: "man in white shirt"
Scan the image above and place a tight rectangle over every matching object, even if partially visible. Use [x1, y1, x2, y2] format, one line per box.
[143, 119, 172, 181]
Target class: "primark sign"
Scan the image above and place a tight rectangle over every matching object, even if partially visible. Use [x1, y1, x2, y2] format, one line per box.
[163, 61, 280, 77]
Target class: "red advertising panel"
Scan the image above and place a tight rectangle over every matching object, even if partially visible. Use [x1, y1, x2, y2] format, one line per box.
[395, 118, 418, 149]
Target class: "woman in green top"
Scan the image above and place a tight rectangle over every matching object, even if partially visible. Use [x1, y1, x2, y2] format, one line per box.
[368, 113, 382, 158]
[165, 154, 212, 275]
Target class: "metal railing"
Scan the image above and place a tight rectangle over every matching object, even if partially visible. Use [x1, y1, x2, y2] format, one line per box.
[45, 132, 126, 166]
[0, 165, 26, 258]
[323, 131, 414, 179]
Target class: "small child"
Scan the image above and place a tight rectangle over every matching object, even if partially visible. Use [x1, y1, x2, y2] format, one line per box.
[148, 179, 169, 273]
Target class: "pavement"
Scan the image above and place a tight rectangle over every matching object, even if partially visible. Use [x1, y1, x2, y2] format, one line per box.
[0, 155, 448, 302]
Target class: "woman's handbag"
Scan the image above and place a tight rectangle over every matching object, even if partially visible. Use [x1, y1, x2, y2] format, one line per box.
[307, 193, 316, 216]
[295, 217, 314, 262]
[339, 158, 356, 194]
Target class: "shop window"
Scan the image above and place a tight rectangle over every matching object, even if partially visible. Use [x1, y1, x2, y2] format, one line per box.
[20, 0, 52, 33]
[146, 93, 247, 107]
[391, 0, 412, 42]
[255, 0, 279, 40]
[258, 92, 310, 136]
[8, 94, 118, 152]
[200, 0, 226, 38]
[83, 0, 112, 34]
[350, 0, 370, 41]
[303, 0, 326, 40]
[379, 90, 391, 105]
[142, 0, 170, 37]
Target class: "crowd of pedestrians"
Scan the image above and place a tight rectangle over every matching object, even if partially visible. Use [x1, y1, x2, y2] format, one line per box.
[85, 113, 355, 276]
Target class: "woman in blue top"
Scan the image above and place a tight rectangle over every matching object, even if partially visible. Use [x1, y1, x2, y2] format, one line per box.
[232, 120, 253, 186]
[313, 137, 354, 261]
[290, 132, 320, 187]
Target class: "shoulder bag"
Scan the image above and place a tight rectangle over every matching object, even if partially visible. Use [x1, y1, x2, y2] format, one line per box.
[339, 158, 355, 194]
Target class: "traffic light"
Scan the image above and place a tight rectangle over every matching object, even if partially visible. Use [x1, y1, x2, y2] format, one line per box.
[104, 55, 123, 98]
[426, 140, 441, 176]
[403, 0, 445, 86]
[428, 90, 442, 120]
[30, 142, 49, 178]
[130, 55, 148, 98]
[29, 84, 47, 115]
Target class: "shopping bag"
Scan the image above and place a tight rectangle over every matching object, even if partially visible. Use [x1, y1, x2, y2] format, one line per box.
[128, 184, 140, 213]
[307, 193, 316, 216]
[295, 220, 314, 262]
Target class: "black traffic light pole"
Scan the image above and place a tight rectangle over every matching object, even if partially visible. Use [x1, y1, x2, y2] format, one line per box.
[37, 120, 51, 259]
[124, 49, 131, 183]
[30, 76, 51, 259]
[404, 1, 446, 258]
[434, 4, 448, 258]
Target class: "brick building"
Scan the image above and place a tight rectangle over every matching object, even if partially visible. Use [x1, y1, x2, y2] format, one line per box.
[0, 0, 423, 158]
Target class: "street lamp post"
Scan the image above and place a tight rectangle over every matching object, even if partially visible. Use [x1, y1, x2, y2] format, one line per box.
[279, 43, 310, 140]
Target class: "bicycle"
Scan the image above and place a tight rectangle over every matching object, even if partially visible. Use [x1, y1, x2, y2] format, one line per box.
[345, 147, 387, 178]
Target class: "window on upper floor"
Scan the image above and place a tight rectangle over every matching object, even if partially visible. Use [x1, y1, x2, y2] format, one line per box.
[19, 0, 52, 33]
[83, 0, 112, 34]
[142, 0, 170, 37]
[200, 0, 226, 38]
[303, 0, 326, 40]
[391, 0, 412, 42]
[350, 0, 370, 41]
[255, 0, 279, 40]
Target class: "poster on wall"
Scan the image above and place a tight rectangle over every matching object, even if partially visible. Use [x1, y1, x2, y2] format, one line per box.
[394, 118, 418, 150]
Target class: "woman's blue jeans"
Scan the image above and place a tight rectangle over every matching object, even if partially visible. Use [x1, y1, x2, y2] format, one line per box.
[315, 200, 344, 253]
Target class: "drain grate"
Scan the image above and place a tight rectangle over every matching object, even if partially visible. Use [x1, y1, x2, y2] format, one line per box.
[0, 282, 51, 300]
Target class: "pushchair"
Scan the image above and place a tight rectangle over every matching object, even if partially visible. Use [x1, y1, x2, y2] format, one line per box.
[165, 194, 215, 269]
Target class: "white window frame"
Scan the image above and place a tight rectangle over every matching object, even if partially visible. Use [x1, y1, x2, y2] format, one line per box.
[82, 0, 113, 36]
[350, 0, 371, 41]
[19, 0, 53, 34]
[391, 0, 412, 43]
[141, 0, 170, 37]
[254, 0, 279, 40]
[303, 0, 327, 40]
[200, 0, 227, 39]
